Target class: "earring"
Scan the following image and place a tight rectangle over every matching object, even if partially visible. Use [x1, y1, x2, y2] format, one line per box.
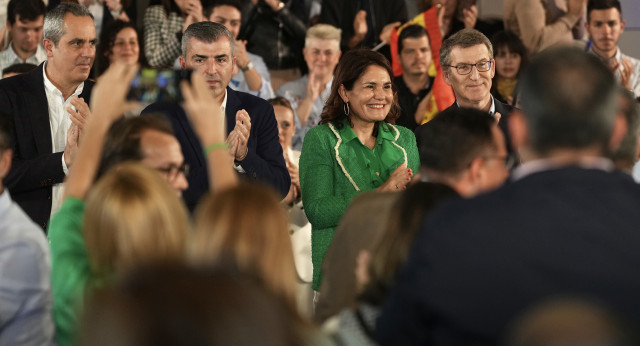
[343, 102, 350, 116]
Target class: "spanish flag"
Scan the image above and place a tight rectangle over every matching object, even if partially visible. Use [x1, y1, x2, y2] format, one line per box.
[390, 6, 455, 124]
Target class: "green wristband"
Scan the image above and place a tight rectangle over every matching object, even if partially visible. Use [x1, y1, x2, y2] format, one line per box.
[204, 142, 228, 155]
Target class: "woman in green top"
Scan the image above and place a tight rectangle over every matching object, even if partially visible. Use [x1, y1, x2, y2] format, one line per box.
[299, 49, 420, 291]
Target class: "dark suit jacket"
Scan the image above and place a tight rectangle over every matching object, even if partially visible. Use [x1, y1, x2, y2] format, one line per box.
[0, 63, 94, 230]
[443, 98, 516, 156]
[375, 167, 640, 345]
[142, 87, 290, 211]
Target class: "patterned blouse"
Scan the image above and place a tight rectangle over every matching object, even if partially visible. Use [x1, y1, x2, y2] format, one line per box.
[143, 5, 184, 68]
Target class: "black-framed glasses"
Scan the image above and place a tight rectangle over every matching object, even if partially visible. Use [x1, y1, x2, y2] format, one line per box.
[445, 60, 493, 75]
[483, 154, 516, 171]
[156, 163, 190, 181]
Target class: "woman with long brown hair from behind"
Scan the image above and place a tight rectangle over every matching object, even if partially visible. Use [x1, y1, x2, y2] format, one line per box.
[191, 182, 298, 309]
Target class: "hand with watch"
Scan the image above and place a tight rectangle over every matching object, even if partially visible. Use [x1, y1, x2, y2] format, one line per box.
[235, 39, 254, 72]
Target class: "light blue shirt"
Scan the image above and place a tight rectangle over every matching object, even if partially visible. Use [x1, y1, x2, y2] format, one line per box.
[277, 75, 332, 150]
[0, 190, 54, 346]
[229, 52, 275, 100]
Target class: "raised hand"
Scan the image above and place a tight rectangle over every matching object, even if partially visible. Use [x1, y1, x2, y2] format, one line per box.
[226, 109, 251, 161]
[461, 5, 477, 29]
[379, 21, 401, 44]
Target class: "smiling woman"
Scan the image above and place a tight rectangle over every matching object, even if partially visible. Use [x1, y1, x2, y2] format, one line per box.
[299, 49, 420, 292]
[94, 19, 141, 77]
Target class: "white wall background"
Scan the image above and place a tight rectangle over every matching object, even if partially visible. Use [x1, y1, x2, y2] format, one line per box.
[476, 0, 640, 58]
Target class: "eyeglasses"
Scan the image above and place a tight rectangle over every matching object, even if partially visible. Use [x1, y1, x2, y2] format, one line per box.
[483, 154, 516, 170]
[445, 60, 493, 75]
[156, 163, 190, 181]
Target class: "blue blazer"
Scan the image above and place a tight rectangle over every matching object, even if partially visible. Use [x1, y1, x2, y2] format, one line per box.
[143, 87, 289, 210]
[0, 63, 94, 230]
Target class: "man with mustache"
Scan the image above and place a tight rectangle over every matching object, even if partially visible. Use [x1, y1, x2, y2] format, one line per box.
[394, 24, 434, 132]
[143, 21, 289, 211]
[0, 3, 96, 230]
[585, 0, 640, 97]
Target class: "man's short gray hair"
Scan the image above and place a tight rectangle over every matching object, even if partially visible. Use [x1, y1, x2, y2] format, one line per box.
[181, 21, 235, 58]
[439, 28, 493, 68]
[44, 3, 93, 46]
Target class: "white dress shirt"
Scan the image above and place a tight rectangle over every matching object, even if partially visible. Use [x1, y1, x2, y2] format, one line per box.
[42, 62, 84, 218]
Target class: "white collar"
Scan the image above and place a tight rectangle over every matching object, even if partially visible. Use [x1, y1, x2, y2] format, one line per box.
[221, 88, 228, 112]
[456, 95, 496, 116]
[511, 157, 614, 181]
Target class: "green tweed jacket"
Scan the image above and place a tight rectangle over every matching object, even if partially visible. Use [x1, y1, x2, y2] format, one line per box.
[299, 119, 420, 290]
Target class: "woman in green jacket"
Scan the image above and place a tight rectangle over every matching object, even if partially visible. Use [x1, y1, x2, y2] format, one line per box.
[299, 49, 420, 292]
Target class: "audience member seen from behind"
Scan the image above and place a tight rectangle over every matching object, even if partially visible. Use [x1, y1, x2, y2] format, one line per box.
[0, 111, 55, 346]
[610, 87, 640, 174]
[47, 63, 190, 346]
[326, 183, 458, 346]
[94, 19, 140, 77]
[0, 0, 47, 74]
[299, 49, 420, 292]
[277, 24, 342, 150]
[490, 31, 527, 105]
[416, 107, 512, 197]
[191, 182, 300, 312]
[375, 47, 640, 345]
[314, 191, 398, 323]
[79, 265, 316, 346]
[2, 62, 37, 78]
[143, 0, 203, 68]
[585, 0, 640, 97]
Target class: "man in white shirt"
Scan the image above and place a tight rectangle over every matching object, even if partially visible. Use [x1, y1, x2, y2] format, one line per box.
[585, 0, 640, 97]
[0, 0, 47, 77]
[0, 2, 96, 230]
[0, 111, 54, 346]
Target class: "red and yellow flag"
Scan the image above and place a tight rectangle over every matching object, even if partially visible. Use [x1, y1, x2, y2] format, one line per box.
[390, 6, 455, 124]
